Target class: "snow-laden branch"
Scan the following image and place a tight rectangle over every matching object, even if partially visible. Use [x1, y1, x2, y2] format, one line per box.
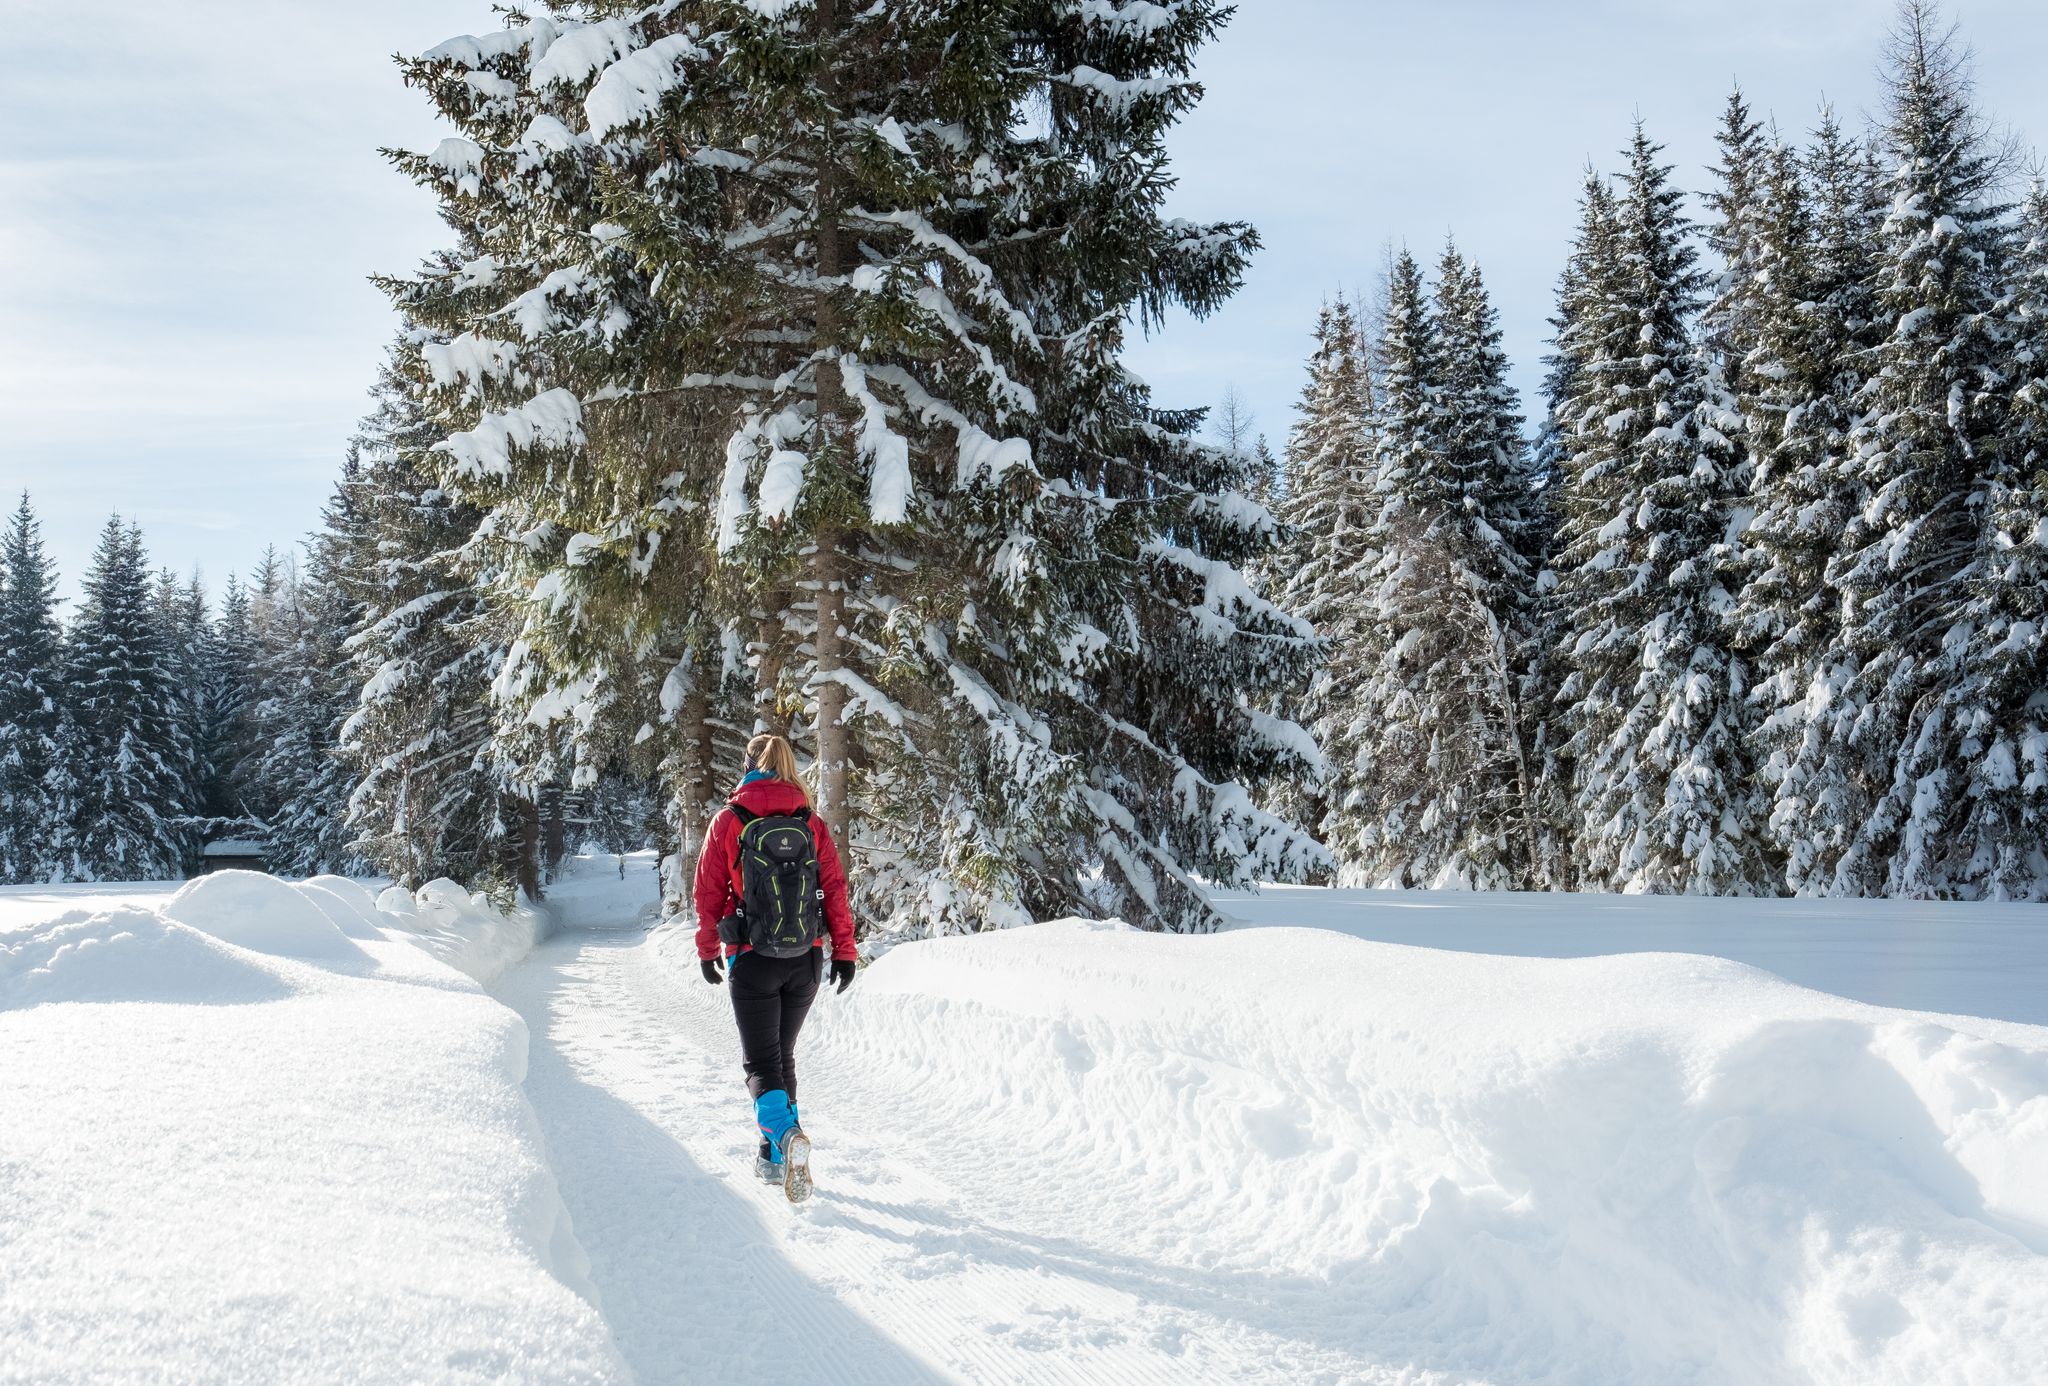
[840, 355, 914, 525]
[847, 265, 1039, 419]
[863, 364, 1036, 489]
[422, 333, 525, 400]
[845, 207, 1040, 349]
[1142, 539, 1316, 642]
[436, 390, 586, 480]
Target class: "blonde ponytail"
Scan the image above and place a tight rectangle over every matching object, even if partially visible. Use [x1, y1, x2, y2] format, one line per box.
[744, 733, 810, 805]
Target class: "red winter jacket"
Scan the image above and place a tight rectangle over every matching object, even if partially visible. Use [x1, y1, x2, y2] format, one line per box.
[693, 776, 858, 962]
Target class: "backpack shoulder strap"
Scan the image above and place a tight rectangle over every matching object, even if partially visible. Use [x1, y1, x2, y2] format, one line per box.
[790, 806, 812, 823]
[727, 803, 758, 827]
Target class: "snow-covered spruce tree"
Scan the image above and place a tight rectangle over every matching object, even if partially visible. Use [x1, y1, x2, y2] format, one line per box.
[0, 493, 68, 882]
[341, 352, 550, 895]
[58, 518, 186, 881]
[219, 545, 291, 830]
[1271, 298, 1378, 869]
[636, 0, 1326, 931]
[195, 573, 267, 836]
[384, 27, 755, 914]
[390, 1, 1323, 933]
[1433, 247, 1545, 874]
[1526, 169, 1622, 890]
[1338, 248, 1535, 887]
[150, 568, 208, 873]
[1826, 4, 2015, 897]
[1732, 111, 1887, 892]
[1547, 127, 1771, 895]
[1936, 181, 2048, 898]
[251, 468, 375, 878]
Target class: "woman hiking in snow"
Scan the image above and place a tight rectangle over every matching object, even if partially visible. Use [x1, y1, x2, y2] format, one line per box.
[693, 733, 858, 1201]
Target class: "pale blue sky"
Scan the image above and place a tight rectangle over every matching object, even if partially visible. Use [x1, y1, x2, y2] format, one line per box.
[5, 1, 2046, 604]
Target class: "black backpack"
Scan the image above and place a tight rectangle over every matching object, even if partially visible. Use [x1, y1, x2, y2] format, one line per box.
[727, 804, 825, 957]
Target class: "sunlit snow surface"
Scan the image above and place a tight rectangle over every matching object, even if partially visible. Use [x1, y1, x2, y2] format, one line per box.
[1213, 883, 2048, 1031]
[0, 872, 624, 1386]
[5, 861, 2045, 1384]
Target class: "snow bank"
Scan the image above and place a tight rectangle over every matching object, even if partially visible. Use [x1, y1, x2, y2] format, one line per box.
[0, 878, 620, 1385]
[298, 873, 391, 940]
[161, 869, 371, 963]
[0, 906, 290, 1008]
[374, 877, 548, 984]
[808, 920, 2048, 1386]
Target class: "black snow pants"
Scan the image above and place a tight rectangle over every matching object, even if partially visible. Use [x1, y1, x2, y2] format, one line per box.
[729, 949, 821, 1100]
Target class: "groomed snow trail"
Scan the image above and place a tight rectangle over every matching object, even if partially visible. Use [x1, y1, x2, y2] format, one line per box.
[494, 927, 1387, 1386]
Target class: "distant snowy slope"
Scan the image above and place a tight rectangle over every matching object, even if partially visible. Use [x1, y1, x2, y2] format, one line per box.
[0, 873, 622, 1386]
[1213, 885, 2048, 1030]
[793, 920, 2048, 1385]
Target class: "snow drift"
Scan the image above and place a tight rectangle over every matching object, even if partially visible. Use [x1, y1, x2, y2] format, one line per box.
[800, 919, 2048, 1386]
[0, 873, 623, 1386]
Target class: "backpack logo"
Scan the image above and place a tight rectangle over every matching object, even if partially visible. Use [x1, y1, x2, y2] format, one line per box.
[729, 804, 823, 958]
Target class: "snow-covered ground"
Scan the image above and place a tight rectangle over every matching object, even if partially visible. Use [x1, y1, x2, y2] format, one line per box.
[1213, 884, 2048, 1031]
[0, 882, 178, 932]
[6, 861, 2046, 1384]
[0, 871, 623, 1385]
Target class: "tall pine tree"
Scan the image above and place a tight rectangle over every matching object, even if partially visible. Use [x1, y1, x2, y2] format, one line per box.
[1525, 171, 1620, 889]
[197, 572, 263, 833]
[342, 350, 546, 894]
[254, 471, 374, 878]
[1828, 2, 2014, 896]
[59, 518, 186, 881]
[1342, 248, 1537, 887]
[1940, 180, 2048, 897]
[1548, 128, 1769, 894]
[1734, 109, 1888, 892]
[389, 0, 1324, 931]
[150, 567, 207, 873]
[0, 493, 67, 883]
[1272, 299, 1377, 862]
[1700, 87, 1772, 452]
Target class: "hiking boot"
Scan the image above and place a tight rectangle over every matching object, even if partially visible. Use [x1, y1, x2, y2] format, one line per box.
[780, 1125, 813, 1203]
[754, 1139, 782, 1183]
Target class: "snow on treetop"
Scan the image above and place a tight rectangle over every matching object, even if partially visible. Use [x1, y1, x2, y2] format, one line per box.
[586, 34, 704, 140]
[421, 18, 560, 71]
[529, 16, 635, 91]
[1068, 0, 1181, 35]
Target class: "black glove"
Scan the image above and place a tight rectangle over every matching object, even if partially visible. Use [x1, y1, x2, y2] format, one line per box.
[830, 958, 856, 994]
[701, 958, 724, 986]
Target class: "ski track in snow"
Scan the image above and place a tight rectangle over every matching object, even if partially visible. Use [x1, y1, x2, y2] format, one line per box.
[496, 927, 1396, 1386]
